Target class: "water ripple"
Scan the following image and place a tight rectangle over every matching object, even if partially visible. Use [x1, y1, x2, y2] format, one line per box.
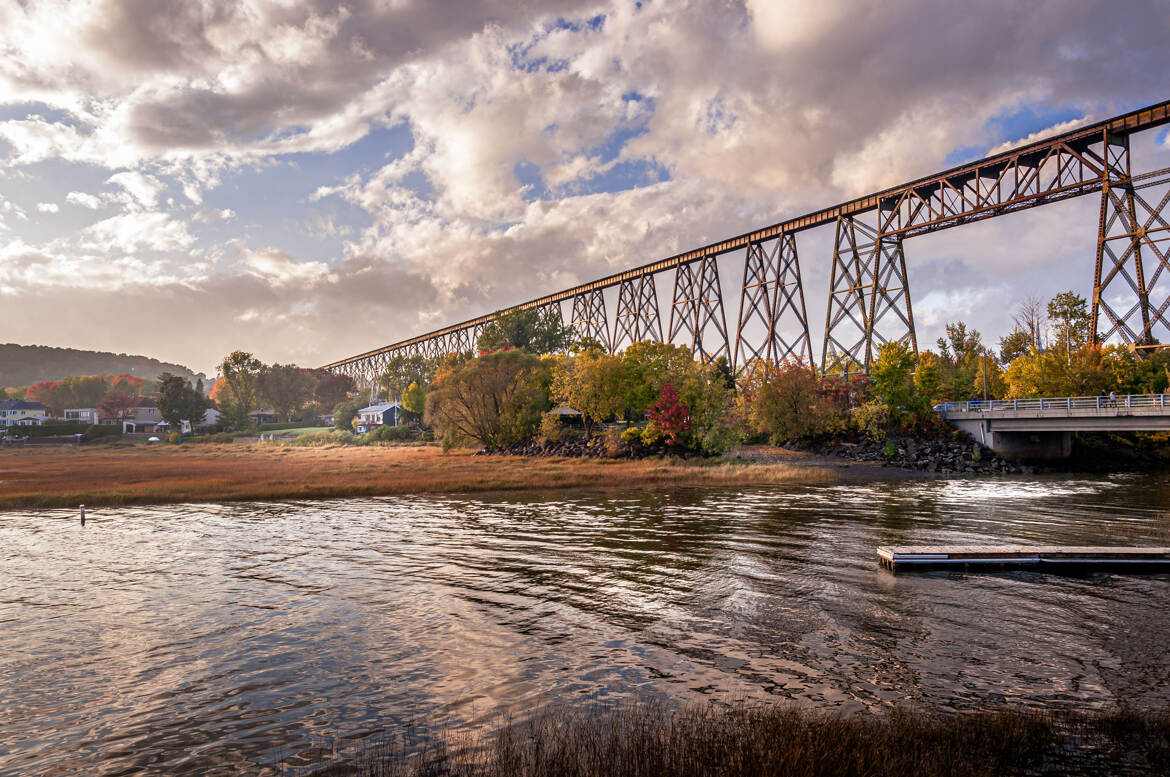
[2, 474, 1170, 775]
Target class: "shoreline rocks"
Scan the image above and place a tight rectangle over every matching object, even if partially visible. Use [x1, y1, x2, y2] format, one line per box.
[790, 435, 1027, 475]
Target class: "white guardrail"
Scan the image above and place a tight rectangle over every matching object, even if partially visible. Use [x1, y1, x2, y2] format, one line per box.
[935, 394, 1170, 415]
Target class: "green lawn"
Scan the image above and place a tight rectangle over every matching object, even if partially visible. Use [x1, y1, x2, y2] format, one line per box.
[269, 426, 332, 437]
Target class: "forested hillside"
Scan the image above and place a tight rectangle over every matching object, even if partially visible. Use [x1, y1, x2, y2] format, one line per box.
[0, 343, 203, 387]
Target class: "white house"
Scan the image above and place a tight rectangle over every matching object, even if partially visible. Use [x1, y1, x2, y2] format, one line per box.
[0, 400, 48, 426]
[199, 407, 224, 428]
[355, 402, 402, 433]
[63, 408, 100, 425]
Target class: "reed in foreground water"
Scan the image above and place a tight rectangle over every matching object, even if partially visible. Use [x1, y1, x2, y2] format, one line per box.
[310, 702, 1170, 777]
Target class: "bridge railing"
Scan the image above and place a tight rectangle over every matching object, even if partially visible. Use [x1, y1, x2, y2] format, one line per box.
[934, 394, 1170, 415]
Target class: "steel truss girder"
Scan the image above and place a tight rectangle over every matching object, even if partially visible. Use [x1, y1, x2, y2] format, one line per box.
[822, 214, 916, 376]
[733, 233, 812, 371]
[878, 133, 1110, 238]
[1092, 135, 1170, 347]
[669, 255, 730, 363]
[571, 290, 611, 350]
[612, 275, 663, 350]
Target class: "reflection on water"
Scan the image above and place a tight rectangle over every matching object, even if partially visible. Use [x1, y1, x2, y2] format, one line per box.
[2, 473, 1169, 775]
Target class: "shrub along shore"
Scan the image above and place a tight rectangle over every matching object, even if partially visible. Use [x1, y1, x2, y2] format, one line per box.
[308, 702, 1170, 777]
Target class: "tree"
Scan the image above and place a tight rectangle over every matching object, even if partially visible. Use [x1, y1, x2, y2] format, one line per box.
[110, 374, 145, 395]
[98, 392, 139, 424]
[26, 381, 66, 416]
[477, 307, 574, 354]
[402, 382, 426, 416]
[550, 350, 626, 435]
[913, 351, 946, 403]
[260, 364, 315, 421]
[618, 341, 698, 418]
[739, 360, 846, 443]
[157, 373, 210, 428]
[1012, 295, 1047, 352]
[998, 329, 1033, 364]
[972, 354, 1007, 399]
[62, 375, 110, 408]
[1047, 290, 1090, 364]
[313, 371, 355, 409]
[870, 342, 917, 411]
[936, 322, 982, 364]
[217, 351, 265, 428]
[380, 355, 435, 402]
[424, 350, 551, 449]
[333, 401, 358, 431]
[647, 382, 690, 446]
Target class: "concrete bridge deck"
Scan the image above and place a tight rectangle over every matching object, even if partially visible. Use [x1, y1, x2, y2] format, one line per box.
[936, 394, 1170, 458]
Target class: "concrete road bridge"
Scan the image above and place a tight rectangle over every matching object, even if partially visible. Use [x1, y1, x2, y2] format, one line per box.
[937, 394, 1170, 458]
[324, 99, 1170, 388]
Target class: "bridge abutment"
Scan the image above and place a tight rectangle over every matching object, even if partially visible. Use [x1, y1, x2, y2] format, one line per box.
[951, 419, 1073, 461]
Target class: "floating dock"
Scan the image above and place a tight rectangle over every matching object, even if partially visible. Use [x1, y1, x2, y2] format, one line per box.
[877, 545, 1170, 572]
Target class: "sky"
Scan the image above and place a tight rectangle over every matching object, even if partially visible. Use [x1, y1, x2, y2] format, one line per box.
[2, 0, 1169, 376]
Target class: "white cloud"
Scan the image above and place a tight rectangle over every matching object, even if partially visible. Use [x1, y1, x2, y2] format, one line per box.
[241, 247, 335, 286]
[66, 191, 105, 209]
[82, 210, 195, 254]
[36, 201, 59, 213]
[196, 207, 236, 223]
[107, 170, 166, 208]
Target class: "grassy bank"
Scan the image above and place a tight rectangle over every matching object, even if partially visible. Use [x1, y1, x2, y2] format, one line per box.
[311, 702, 1170, 777]
[0, 443, 838, 509]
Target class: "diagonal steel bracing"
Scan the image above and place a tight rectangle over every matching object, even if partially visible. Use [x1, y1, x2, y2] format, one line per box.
[612, 275, 663, 350]
[1092, 133, 1170, 347]
[733, 234, 812, 371]
[822, 214, 916, 376]
[669, 256, 730, 363]
[571, 289, 611, 351]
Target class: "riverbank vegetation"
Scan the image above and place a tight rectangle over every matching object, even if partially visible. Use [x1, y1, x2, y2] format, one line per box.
[311, 702, 1170, 777]
[0, 444, 836, 509]
[356, 290, 1170, 466]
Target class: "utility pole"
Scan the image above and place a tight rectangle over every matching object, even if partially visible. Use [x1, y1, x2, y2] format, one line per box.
[982, 352, 989, 401]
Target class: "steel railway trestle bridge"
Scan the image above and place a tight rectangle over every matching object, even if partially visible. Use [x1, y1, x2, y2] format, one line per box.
[324, 100, 1170, 387]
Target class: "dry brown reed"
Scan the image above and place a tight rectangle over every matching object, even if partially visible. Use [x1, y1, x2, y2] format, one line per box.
[0, 443, 837, 509]
[308, 702, 1170, 777]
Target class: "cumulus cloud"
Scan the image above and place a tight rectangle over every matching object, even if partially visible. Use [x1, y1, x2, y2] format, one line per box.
[241, 247, 335, 286]
[35, 201, 59, 213]
[81, 210, 195, 254]
[107, 170, 166, 208]
[66, 191, 105, 209]
[2, 0, 1170, 369]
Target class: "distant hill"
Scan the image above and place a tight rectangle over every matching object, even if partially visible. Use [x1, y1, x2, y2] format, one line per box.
[0, 343, 204, 387]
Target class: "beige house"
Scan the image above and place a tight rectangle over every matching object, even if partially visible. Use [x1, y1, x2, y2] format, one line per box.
[0, 400, 48, 426]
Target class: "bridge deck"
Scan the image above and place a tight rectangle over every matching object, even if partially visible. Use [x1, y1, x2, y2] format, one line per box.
[878, 546, 1170, 571]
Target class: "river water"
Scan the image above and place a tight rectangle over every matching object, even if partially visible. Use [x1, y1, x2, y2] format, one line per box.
[2, 474, 1170, 775]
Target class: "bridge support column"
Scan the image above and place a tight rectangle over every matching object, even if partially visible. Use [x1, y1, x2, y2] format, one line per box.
[612, 275, 663, 351]
[571, 290, 611, 351]
[669, 255, 730, 363]
[1092, 132, 1170, 349]
[822, 213, 916, 376]
[733, 233, 812, 372]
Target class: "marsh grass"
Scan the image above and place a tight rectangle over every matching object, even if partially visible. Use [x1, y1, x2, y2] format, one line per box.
[0, 444, 836, 509]
[304, 702, 1170, 777]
